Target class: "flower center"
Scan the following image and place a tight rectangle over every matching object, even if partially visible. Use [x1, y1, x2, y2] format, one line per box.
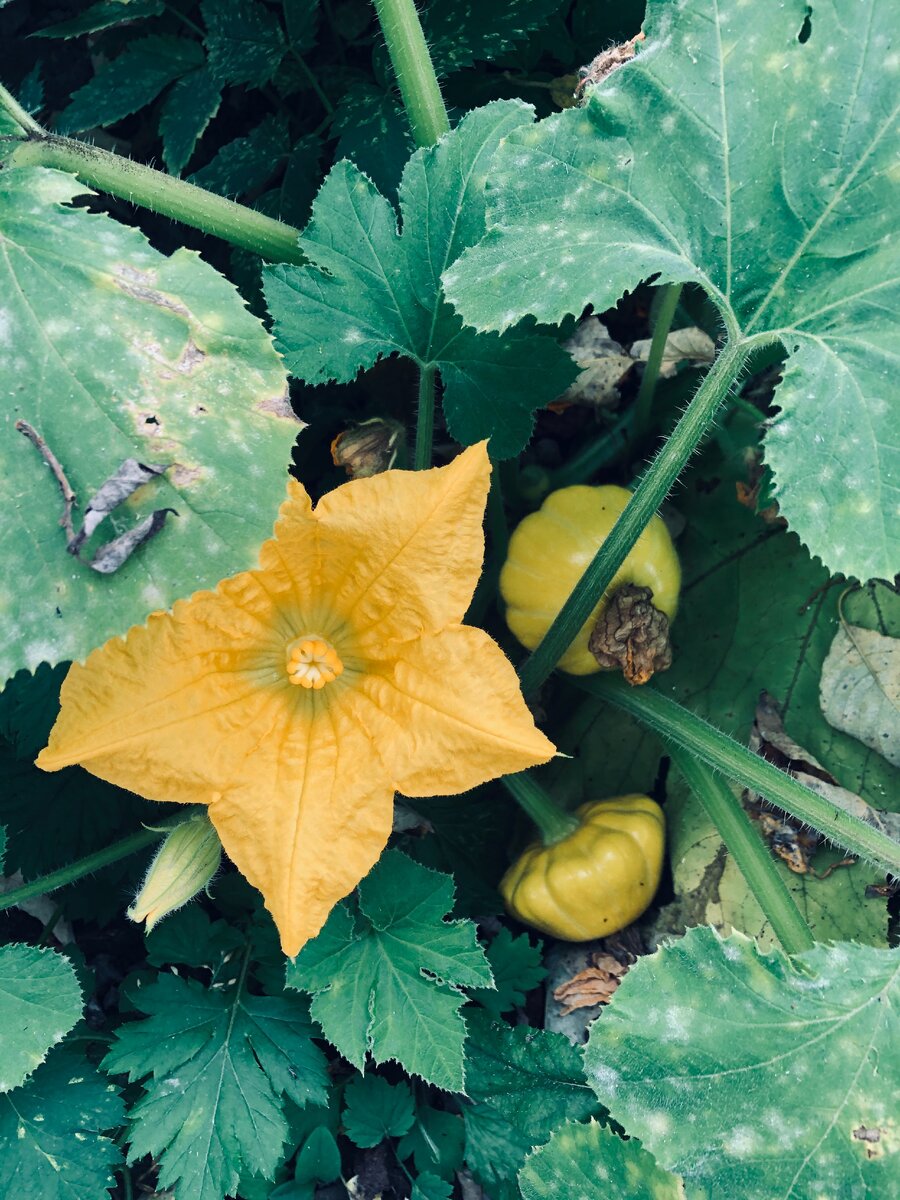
[286, 636, 344, 690]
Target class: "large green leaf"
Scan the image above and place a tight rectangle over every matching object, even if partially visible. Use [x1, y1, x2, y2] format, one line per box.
[0, 945, 82, 1093]
[202, 0, 286, 87]
[0, 166, 296, 684]
[424, 0, 565, 73]
[462, 1014, 599, 1185]
[159, 66, 223, 175]
[584, 929, 900, 1199]
[445, 0, 900, 581]
[0, 1049, 124, 1199]
[287, 850, 493, 1092]
[265, 101, 575, 459]
[103, 972, 329, 1200]
[518, 1120, 681, 1200]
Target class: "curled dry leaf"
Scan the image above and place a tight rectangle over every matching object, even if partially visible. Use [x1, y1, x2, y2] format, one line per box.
[589, 584, 672, 685]
[331, 418, 403, 479]
[576, 33, 645, 94]
[552, 953, 631, 1015]
[558, 318, 634, 409]
[820, 624, 900, 769]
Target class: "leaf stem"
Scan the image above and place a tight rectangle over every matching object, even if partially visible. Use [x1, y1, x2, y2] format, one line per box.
[666, 744, 815, 955]
[0, 810, 198, 914]
[632, 282, 683, 435]
[577, 677, 900, 877]
[370, 0, 450, 148]
[0, 80, 43, 135]
[501, 771, 580, 846]
[414, 364, 437, 469]
[549, 409, 634, 488]
[519, 337, 759, 695]
[6, 134, 305, 263]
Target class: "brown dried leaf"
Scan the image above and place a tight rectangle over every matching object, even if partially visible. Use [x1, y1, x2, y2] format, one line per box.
[552, 953, 630, 1015]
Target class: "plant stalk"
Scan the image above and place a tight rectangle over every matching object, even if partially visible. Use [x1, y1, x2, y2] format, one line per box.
[502, 771, 580, 846]
[370, 0, 450, 148]
[578, 677, 900, 877]
[667, 744, 815, 955]
[0, 810, 197, 914]
[519, 337, 759, 695]
[632, 282, 683, 434]
[414, 364, 437, 469]
[6, 135, 306, 263]
[0, 80, 43, 135]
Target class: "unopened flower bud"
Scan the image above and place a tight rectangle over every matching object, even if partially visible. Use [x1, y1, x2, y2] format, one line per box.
[128, 812, 221, 931]
[331, 418, 403, 478]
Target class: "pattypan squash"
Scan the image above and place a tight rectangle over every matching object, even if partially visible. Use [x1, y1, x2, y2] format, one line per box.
[500, 794, 665, 941]
[500, 484, 680, 674]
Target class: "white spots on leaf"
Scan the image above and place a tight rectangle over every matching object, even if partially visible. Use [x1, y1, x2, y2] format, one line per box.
[343, 328, 364, 345]
[661, 114, 678, 135]
[644, 1110, 673, 1137]
[0, 309, 13, 346]
[16, 1124, 25, 1139]
[724, 1125, 760, 1157]
[591, 1063, 620, 1096]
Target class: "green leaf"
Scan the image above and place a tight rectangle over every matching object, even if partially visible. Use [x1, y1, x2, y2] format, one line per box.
[463, 1014, 599, 1184]
[0, 663, 66, 760]
[342, 1074, 415, 1147]
[144, 905, 244, 970]
[469, 928, 546, 1017]
[0, 945, 82, 1093]
[103, 972, 329, 1200]
[282, 0, 319, 52]
[424, 0, 565, 73]
[293, 1125, 341, 1185]
[412, 1173, 454, 1200]
[585, 928, 900, 1198]
[56, 35, 203, 133]
[265, 101, 576, 459]
[34, 0, 164, 38]
[445, 0, 900, 581]
[202, 0, 286, 87]
[159, 66, 223, 175]
[397, 1105, 465, 1180]
[0, 1049, 124, 1199]
[0, 167, 295, 685]
[287, 850, 493, 1091]
[518, 1119, 681, 1200]
[189, 113, 290, 197]
[331, 83, 413, 200]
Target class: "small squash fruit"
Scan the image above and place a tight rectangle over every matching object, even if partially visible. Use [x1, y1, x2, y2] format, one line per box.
[500, 794, 665, 941]
[500, 484, 680, 674]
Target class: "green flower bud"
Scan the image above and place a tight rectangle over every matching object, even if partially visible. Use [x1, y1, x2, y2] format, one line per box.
[128, 812, 221, 931]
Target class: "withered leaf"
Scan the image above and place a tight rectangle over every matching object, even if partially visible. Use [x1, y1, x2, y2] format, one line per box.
[89, 509, 176, 575]
[820, 624, 900, 769]
[552, 954, 630, 1015]
[69, 458, 167, 553]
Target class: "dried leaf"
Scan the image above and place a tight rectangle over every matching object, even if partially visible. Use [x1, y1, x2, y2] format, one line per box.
[552, 954, 630, 1015]
[559, 318, 634, 408]
[820, 624, 900, 768]
[88, 508, 176, 574]
[72, 458, 167, 550]
[630, 326, 716, 377]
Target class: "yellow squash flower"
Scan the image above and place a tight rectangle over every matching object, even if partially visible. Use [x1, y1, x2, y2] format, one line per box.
[38, 444, 554, 955]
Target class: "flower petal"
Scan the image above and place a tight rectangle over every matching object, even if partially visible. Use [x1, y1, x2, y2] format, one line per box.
[208, 702, 395, 957]
[36, 571, 298, 797]
[354, 625, 556, 796]
[267, 442, 491, 649]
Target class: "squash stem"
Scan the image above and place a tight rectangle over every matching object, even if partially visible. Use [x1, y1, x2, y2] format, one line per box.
[632, 282, 683, 435]
[370, 0, 450, 148]
[667, 744, 815, 955]
[502, 771, 580, 846]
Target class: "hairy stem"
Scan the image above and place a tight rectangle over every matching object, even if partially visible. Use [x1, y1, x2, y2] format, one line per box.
[502, 771, 580, 846]
[632, 282, 683, 434]
[578, 677, 900, 876]
[667, 744, 815, 955]
[0, 810, 198, 914]
[7, 135, 305, 263]
[0, 80, 43, 135]
[519, 336, 761, 694]
[371, 0, 450, 148]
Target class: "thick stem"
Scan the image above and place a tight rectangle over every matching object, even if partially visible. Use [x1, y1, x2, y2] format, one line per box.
[632, 282, 683, 435]
[371, 0, 450, 148]
[667, 744, 815, 956]
[578, 677, 900, 877]
[414, 364, 437, 469]
[0, 80, 43, 135]
[502, 771, 580, 846]
[519, 337, 760, 695]
[7, 135, 305, 263]
[0, 810, 197, 913]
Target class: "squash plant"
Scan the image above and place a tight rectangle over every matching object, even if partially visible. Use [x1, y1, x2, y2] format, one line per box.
[0, 0, 898, 1198]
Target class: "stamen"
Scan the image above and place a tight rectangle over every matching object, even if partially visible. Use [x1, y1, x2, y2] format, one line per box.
[286, 636, 345, 689]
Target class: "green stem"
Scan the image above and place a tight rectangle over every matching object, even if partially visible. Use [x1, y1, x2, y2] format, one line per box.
[578, 677, 900, 877]
[414, 364, 437, 469]
[0, 80, 43, 135]
[502, 771, 580, 846]
[290, 49, 334, 115]
[371, 0, 450, 148]
[0, 810, 196, 914]
[632, 283, 683, 435]
[667, 744, 815, 955]
[6, 135, 305, 263]
[519, 336, 762, 695]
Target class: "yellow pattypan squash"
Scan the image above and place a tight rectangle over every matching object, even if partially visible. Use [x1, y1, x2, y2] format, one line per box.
[500, 484, 680, 674]
[500, 794, 665, 941]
